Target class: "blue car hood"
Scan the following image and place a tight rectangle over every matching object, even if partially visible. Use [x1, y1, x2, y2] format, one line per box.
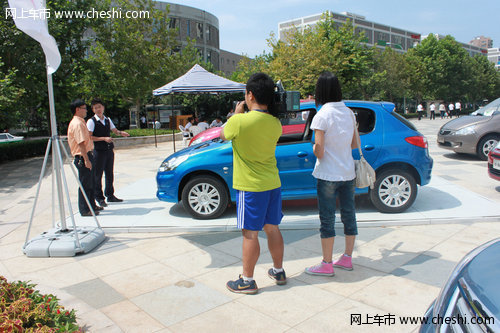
[461, 239, 500, 318]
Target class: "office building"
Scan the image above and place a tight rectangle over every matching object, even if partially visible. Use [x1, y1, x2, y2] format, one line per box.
[278, 11, 421, 52]
[422, 34, 487, 57]
[470, 36, 493, 49]
[488, 48, 500, 70]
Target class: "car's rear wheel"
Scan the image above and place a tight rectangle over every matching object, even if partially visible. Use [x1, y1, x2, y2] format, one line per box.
[477, 135, 499, 161]
[369, 169, 417, 213]
[181, 175, 228, 219]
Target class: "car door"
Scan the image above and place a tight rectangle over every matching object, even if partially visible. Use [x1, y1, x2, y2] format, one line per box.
[276, 108, 317, 199]
[348, 105, 383, 167]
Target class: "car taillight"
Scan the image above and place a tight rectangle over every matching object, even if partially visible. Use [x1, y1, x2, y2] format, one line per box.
[405, 136, 428, 148]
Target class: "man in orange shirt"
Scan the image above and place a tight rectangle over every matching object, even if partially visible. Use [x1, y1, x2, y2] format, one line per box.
[67, 99, 102, 217]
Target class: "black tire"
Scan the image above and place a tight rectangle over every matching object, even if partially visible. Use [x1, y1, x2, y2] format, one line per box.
[181, 175, 229, 219]
[477, 135, 499, 161]
[369, 169, 417, 213]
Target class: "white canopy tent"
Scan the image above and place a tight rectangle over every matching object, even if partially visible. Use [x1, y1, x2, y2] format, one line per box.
[152, 64, 246, 151]
[153, 64, 246, 96]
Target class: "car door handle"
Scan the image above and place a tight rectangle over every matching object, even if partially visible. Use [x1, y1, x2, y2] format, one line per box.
[297, 151, 308, 158]
[363, 145, 375, 151]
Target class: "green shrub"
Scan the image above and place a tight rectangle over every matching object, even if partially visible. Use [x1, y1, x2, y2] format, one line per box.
[0, 276, 82, 332]
[117, 128, 178, 137]
[0, 139, 49, 163]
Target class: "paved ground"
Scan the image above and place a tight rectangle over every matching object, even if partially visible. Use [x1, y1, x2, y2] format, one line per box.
[1, 117, 499, 332]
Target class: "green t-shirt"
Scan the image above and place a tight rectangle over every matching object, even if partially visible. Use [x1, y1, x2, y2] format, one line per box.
[224, 110, 282, 192]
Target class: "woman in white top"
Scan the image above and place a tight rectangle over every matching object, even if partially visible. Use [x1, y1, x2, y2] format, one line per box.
[305, 72, 359, 276]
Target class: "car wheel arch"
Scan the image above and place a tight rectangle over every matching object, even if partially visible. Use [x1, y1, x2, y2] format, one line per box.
[476, 133, 500, 160]
[178, 170, 230, 202]
[374, 162, 421, 185]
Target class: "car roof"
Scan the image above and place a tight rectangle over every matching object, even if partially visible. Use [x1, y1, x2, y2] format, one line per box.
[300, 100, 395, 111]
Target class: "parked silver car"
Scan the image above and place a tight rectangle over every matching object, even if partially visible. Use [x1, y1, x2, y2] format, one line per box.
[437, 98, 500, 160]
[419, 238, 500, 333]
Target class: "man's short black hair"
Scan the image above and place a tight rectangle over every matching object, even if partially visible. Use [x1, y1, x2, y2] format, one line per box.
[91, 98, 104, 108]
[70, 99, 86, 114]
[315, 71, 342, 107]
[246, 73, 275, 113]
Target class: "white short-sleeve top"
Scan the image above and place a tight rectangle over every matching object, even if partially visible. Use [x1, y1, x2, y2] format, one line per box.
[310, 101, 356, 181]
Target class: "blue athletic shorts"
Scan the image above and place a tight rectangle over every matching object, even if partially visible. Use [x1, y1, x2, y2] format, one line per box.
[236, 187, 283, 231]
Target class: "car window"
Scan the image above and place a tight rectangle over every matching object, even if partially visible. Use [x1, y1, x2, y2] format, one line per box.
[278, 108, 315, 144]
[351, 107, 376, 134]
[476, 97, 500, 116]
[280, 111, 307, 125]
[389, 110, 417, 131]
[0, 134, 7, 140]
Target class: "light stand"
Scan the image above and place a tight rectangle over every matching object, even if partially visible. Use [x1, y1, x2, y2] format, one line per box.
[22, 72, 105, 257]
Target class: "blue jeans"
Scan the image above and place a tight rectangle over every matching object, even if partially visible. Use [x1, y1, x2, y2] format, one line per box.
[317, 178, 357, 238]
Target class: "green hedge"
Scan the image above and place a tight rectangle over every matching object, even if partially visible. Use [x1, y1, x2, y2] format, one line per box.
[0, 139, 49, 163]
[116, 128, 178, 137]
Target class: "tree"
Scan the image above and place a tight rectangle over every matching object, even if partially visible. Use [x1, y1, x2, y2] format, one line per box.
[232, 13, 374, 98]
[0, 59, 25, 130]
[409, 34, 471, 101]
[467, 55, 500, 103]
[89, 0, 204, 127]
[1, 0, 100, 133]
[366, 47, 408, 102]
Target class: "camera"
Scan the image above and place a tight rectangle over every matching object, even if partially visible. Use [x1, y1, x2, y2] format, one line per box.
[273, 80, 301, 118]
[232, 100, 248, 113]
[232, 80, 300, 118]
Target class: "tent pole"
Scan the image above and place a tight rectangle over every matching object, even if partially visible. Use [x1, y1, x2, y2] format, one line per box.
[172, 94, 176, 152]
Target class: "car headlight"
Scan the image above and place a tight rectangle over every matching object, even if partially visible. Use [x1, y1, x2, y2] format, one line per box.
[190, 138, 203, 145]
[454, 126, 475, 136]
[158, 155, 189, 172]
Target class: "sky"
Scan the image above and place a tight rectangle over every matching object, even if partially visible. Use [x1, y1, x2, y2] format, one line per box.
[163, 0, 500, 58]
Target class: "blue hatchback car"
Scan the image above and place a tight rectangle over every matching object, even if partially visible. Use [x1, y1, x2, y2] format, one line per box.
[156, 101, 433, 219]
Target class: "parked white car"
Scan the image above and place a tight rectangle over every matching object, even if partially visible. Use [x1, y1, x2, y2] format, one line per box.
[0, 133, 24, 143]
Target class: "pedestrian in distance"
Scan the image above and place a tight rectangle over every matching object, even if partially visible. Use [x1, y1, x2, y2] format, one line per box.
[429, 102, 436, 120]
[210, 117, 223, 128]
[305, 72, 359, 277]
[448, 102, 454, 118]
[455, 101, 461, 118]
[221, 73, 286, 294]
[439, 102, 446, 119]
[417, 103, 424, 121]
[197, 118, 209, 131]
[87, 98, 130, 208]
[67, 99, 102, 217]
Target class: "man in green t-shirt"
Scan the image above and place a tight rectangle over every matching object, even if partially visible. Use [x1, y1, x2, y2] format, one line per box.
[221, 73, 286, 294]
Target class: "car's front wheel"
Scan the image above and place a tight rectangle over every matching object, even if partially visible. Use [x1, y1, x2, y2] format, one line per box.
[477, 134, 499, 161]
[369, 169, 417, 213]
[181, 175, 229, 219]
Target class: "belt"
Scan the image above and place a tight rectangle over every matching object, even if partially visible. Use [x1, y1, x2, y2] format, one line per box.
[75, 152, 93, 159]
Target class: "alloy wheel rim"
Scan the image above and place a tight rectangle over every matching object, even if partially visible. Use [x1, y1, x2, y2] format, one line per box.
[483, 139, 498, 157]
[378, 175, 412, 208]
[188, 183, 220, 215]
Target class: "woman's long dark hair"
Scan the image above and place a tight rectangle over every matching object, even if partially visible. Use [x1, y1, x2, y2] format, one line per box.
[315, 72, 342, 107]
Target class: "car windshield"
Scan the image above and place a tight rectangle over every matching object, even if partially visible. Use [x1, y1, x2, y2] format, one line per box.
[475, 97, 500, 116]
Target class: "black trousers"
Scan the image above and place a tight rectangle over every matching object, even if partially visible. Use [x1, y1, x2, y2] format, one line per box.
[74, 152, 96, 214]
[417, 111, 423, 120]
[430, 111, 435, 120]
[94, 149, 115, 201]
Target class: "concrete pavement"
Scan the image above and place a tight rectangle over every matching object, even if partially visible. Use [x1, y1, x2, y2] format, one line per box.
[1, 117, 499, 332]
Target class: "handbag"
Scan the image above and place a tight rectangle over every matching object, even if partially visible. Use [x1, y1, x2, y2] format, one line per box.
[354, 127, 376, 189]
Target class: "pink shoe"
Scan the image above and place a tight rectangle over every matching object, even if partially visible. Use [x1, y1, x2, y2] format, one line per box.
[305, 261, 335, 276]
[333, 254, 353, 271]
